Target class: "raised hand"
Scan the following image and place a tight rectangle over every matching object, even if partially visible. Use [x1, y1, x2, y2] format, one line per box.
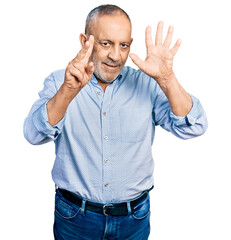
[129, 21, 181, 88]
[64, 35, 95, 92]
[46, 35, 95, 126]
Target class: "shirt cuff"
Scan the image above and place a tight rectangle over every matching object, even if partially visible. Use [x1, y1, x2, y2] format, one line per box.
[32, 101, 66, 138]
[169, 95, 202, 126]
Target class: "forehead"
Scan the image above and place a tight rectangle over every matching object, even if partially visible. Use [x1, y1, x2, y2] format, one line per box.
[92, 14, 131, 41]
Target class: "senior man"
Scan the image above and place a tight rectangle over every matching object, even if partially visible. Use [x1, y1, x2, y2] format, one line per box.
[24, 4, 208, 240]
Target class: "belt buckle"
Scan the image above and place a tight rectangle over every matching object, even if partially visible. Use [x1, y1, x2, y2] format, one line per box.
[103, 204, 113, 216]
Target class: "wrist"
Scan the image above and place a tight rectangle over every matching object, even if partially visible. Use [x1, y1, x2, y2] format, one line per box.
[155, 71, 177, 92]
[61, 83, 81, 102]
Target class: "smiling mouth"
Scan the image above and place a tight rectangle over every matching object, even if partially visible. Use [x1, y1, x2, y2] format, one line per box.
[103, 63, 120, 68]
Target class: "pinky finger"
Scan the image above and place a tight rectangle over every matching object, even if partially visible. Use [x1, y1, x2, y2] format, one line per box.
[170, 39, 182, 56]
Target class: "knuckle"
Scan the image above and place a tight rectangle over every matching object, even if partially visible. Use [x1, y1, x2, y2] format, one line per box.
[67, 61, 74, 69]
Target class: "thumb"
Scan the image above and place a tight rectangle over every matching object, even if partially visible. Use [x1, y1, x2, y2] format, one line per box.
[129, 53, 145, 70]
[86, 61, 94, 80]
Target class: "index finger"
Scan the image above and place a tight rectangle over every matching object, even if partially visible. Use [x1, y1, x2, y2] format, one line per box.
[75, 35, 94, 62]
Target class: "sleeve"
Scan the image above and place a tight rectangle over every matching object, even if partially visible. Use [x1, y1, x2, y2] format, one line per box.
[23, 72, 66, 145]
[152, 83, 208, 140]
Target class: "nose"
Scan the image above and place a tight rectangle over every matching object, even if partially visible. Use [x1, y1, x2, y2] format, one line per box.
[108, 45, 120, 62]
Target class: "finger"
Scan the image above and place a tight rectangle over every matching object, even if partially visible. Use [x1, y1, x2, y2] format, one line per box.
[169, 39, 182, 56]
[68, 64, 83, 81]
[75, 35, 94, 62]
[163, 25, 174, 48]
[129, 53, 145, 71]
[84, 35, 94, 62]
[72, 61, 85, 76]
[75, 40, 90, 60]
[155, 21, 164, 45]
[145, 26, 153, 53]
[86, 61, 94, 80]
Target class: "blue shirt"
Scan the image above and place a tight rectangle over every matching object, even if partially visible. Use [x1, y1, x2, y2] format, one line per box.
[23, 66, 208, 204]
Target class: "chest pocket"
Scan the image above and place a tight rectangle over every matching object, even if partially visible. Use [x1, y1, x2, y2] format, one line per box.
[119, 108, 150, 143]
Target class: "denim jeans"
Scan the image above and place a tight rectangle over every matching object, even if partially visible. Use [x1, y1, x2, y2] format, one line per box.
[53, 189, 151, 240]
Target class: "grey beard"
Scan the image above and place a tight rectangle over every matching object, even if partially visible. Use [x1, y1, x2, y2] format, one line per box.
[93, 73, 118, 83]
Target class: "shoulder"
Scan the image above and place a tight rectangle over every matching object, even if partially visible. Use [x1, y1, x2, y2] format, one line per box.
[123, 66, 161, 103]
[123, 66, 157, 88]
[51, 69, 65, 83]
[45, 69, 65, 90]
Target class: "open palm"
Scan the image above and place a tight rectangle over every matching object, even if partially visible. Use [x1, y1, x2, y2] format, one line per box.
[130, 21, 181, 83]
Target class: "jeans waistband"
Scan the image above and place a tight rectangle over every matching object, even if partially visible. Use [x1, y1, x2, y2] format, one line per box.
[56, 185, 154, 216]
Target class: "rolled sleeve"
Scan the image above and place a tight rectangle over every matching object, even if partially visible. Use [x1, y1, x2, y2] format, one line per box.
[153, 90, 208, 139]
[169, 95, 204, 127]
[23, 70, 66, 145]
[32, 101, 66, 140]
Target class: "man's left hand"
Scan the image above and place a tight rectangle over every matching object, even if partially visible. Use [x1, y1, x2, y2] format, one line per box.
[129, 21, 181, 89]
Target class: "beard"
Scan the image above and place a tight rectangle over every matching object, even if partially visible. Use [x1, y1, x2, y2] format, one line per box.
[93, 72, 119, 83]
[91, 55, 123, 83]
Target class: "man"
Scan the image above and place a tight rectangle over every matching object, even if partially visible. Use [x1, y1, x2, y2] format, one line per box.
[24, 4, 208, 240]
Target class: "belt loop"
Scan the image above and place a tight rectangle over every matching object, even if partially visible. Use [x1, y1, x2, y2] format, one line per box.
[80, 199, 86, 216]
[126, 201, 132, 216]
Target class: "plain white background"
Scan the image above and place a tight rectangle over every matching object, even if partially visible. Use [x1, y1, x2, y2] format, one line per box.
[1, 0, 230, 239]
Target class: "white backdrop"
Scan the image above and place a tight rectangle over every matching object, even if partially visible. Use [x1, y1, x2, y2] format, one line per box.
[1, 0, 230, 239]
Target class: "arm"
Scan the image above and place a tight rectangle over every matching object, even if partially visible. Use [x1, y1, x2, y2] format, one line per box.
[152, 81, 208, 139]
[130, 22, 192, 117]
[23, 35, 95, 144]
[47, 35, 95, 126]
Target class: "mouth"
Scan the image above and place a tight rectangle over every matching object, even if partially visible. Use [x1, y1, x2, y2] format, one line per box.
[103, 62, 120, 69]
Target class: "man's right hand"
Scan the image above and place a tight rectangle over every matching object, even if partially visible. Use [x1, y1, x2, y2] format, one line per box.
[47, 35, 94, 126]
[64, 35, 95, 94]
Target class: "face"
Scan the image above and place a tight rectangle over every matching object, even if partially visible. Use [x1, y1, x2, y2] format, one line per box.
[85, 14, 133, 83]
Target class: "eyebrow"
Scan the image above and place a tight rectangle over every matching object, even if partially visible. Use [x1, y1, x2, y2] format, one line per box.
[96, 39, 131, 44]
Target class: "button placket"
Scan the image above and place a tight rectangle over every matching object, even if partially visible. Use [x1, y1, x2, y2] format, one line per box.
[101, 85, 114, 202]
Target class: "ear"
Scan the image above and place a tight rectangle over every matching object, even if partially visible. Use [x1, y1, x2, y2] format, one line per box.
[130, 38, 133, 46]
[79, 33, 88, 48]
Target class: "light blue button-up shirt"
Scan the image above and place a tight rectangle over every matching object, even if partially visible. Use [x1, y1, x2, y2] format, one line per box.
[23, 66, 208, 204]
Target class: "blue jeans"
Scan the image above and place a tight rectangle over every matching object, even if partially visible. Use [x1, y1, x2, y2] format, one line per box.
[53, 189, 151, 240]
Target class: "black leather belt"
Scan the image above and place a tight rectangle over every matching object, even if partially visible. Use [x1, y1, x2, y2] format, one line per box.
[57, 186, 153, 216]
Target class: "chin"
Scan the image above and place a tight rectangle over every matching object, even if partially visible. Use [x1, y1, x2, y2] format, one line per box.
[104, 70, 122, 80]
[95, 72, 120, 83]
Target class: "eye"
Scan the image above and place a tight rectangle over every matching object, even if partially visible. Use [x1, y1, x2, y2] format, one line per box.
[121, 43, 129, 49]
[101, 42, 110, 47]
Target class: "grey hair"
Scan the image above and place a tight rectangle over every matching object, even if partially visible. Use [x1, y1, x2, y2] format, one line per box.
[85, 4, 131, 35]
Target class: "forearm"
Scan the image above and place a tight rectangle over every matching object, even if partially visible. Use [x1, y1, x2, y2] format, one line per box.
[47, 84, 80, 126]
[157, 73, 192, 117]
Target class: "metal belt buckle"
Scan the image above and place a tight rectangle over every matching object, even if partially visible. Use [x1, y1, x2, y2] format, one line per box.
[103, 204, 113, 216]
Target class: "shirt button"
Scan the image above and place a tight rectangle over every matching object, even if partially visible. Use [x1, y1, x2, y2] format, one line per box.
[103, 112, 107, 116]
[105, 183, 109, 187]
[97, 91, 101, 95]
[104, 136, 108, 140]
[105, 159, 109, 163]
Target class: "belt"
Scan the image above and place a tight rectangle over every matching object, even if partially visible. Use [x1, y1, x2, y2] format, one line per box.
[57, 185, 153, 216]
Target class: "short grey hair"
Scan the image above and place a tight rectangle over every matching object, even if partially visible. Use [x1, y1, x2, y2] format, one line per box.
[85, 4, 131, 35]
